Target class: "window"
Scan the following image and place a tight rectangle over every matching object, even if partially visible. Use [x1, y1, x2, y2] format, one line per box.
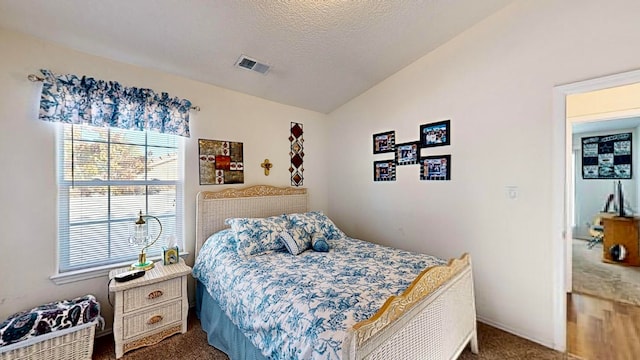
[57, 124, 183, 272]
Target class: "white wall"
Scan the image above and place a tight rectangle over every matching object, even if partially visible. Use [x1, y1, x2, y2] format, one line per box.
[567, 83, 640, 121]
[327, 0, 640, 349]
[572, 128, 638, 239]
[0, 28, 329, 332]
[5, 0, 640, 349]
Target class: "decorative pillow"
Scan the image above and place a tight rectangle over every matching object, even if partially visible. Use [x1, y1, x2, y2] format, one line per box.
[0, 295, 103, 347]
[311, 233, 330, 252]
[288, 211, 346, 240]
[226, 215, 289, 256]
[278, 227, 311, 255]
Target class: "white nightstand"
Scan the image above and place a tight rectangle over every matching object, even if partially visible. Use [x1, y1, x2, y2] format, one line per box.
[109, 258, 191, 358]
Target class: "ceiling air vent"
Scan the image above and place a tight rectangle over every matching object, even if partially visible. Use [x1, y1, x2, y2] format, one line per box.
[235, 55, 270, 75]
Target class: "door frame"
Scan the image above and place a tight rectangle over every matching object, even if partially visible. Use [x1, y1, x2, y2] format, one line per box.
[552, 68, 640, 351]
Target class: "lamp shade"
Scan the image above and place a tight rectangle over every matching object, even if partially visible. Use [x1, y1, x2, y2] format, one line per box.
[129, 212, 149, 246]
[129, 210, 162, 270]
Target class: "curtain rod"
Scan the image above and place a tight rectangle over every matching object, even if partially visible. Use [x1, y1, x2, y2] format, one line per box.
[27, 74, 201, 112]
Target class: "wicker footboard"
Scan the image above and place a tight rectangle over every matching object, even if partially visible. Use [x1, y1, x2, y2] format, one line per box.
[0, 321, 97, 360]
[344, 254, 477, 360]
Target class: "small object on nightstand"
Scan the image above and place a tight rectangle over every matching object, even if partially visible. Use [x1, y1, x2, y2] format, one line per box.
[163, 246, 179, 265]
[128, 210, 163, 271]
[114, 270, 145, 282]
[163, 235, 180, 265]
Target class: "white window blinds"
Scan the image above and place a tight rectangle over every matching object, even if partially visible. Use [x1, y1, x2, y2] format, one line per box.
[57, 124, 184, 272]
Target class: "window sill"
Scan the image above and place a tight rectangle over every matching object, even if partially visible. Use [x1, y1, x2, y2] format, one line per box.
[50, 252, 190, 285]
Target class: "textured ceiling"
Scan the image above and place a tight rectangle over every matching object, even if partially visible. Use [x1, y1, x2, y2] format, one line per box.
[0, 0, 514, 113]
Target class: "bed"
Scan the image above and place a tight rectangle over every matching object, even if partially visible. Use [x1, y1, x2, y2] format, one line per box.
[193, 185, 478, 360]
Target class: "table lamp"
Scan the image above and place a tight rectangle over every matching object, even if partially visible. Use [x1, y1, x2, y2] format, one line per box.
[129, 210, 163, 270]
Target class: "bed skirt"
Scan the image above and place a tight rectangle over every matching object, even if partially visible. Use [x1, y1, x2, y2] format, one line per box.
[196, 281, 267, 360]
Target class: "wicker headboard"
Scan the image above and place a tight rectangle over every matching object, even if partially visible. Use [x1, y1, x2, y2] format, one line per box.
[195, 185, 308, 257]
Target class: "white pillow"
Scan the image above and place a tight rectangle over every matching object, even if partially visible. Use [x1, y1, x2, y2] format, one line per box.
[225, 215, 288, 256]
[288, 211, 346, 240]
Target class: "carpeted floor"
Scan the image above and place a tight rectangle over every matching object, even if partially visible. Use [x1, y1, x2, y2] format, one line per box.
[572, 238, 640, 305]
[93, 313, 576, 360]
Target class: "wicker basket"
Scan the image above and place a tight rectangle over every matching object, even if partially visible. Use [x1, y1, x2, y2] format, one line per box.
[0, 320, 97, 360]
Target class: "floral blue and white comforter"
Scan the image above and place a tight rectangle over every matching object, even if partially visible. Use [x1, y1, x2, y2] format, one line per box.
[192, 229, 446, 360]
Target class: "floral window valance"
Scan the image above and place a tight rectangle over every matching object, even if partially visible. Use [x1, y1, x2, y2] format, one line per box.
[37, 69, 192, 137]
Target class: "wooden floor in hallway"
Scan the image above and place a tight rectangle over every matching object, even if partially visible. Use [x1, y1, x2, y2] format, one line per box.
[567, 292, 640, 360]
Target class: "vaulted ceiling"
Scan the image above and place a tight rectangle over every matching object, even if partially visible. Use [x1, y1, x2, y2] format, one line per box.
[0, 0, 514, 113]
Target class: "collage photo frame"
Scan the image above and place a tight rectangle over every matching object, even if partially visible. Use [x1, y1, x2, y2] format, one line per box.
[395, 141, 419, 166]
[374, 160, 396, 182]
[373, 120, 452, 182]
[420, 120, 450, 148]
[420, 155, 451, 181]
[373, 131, 395, 154]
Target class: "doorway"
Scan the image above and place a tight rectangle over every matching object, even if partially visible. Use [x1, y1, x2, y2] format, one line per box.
[570, 116, 640, 302]
[552, 69, 640, 354]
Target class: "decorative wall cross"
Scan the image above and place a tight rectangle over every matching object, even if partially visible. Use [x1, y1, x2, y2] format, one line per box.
[261, 159, 273, 176]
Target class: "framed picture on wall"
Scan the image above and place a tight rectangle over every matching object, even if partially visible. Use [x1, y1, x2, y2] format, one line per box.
[198, 139, 244, 185]
[420, 120, 450, 148]
[374, 160, 396, 181]
[420, 155, 451, 181]
[582, 132, 632, 179]
[395, 141, 420, 165]
[373, 131, 396, 154]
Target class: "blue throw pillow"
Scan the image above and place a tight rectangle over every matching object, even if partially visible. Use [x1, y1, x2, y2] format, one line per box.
[311, 234, 329, 252]
[278, 227, 311, 255]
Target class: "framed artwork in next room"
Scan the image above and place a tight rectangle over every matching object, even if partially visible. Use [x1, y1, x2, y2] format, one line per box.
[582, 132, 632, 179]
